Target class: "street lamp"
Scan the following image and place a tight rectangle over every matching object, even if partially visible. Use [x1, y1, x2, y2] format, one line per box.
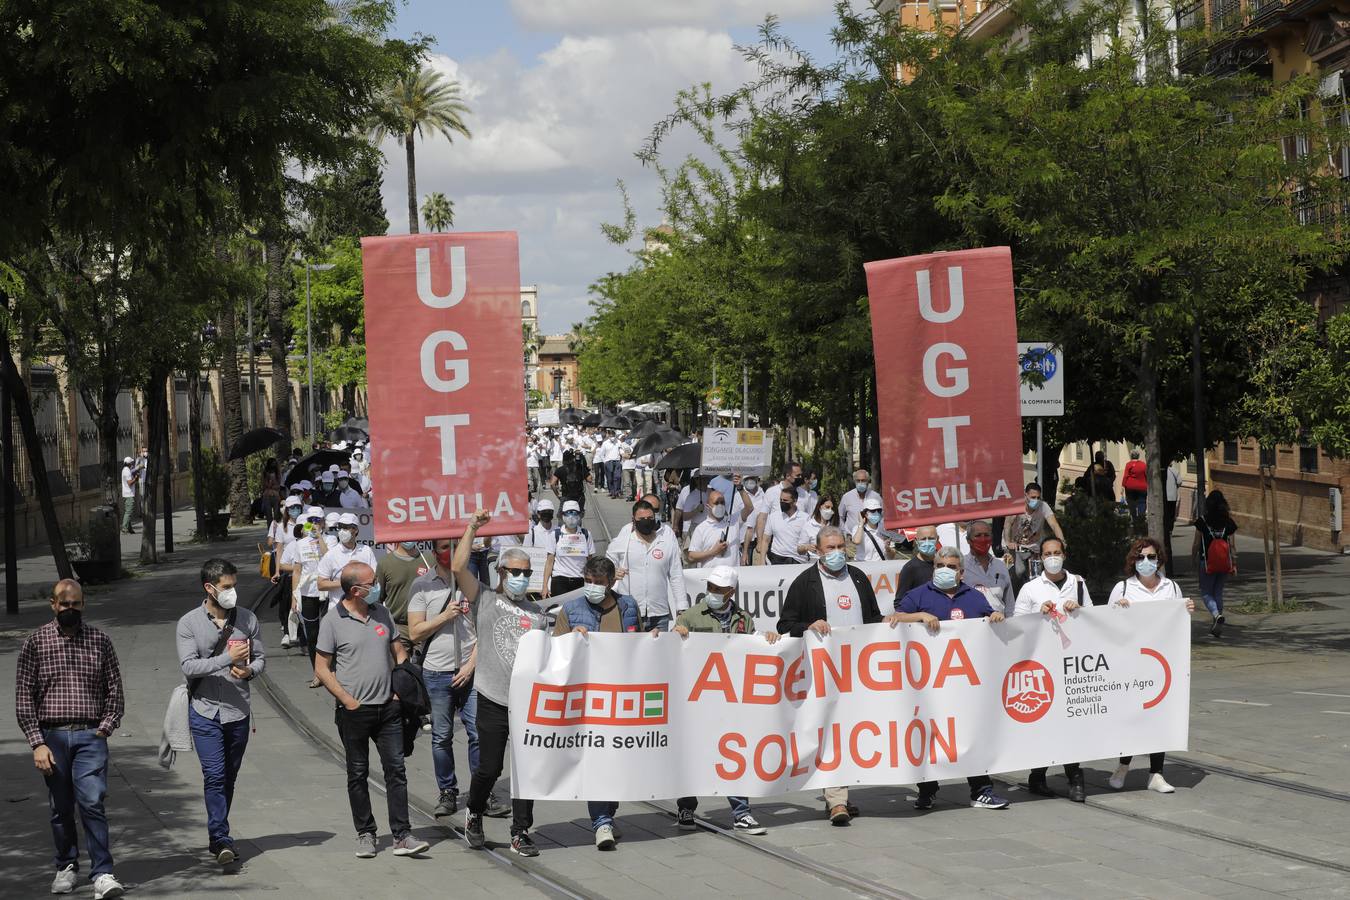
[302, 259, 335, 442]
[550, 367, 564, 411]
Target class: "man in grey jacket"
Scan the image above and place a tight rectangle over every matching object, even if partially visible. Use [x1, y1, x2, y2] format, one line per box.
[175, 559, 265, 865]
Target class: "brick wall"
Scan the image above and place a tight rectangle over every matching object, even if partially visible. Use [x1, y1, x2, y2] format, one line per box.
[1208, 443, 1347, 551]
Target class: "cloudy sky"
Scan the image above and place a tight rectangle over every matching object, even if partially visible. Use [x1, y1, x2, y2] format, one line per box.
[381, 1, 850, 333]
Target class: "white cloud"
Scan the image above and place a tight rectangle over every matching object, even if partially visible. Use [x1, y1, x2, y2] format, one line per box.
[507, 0, 835, 32]
[378, 28, 769, 332]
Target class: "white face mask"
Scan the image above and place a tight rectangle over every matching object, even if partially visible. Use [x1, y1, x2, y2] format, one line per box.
[1042, 555, 1065, 575]
[819, 507, 834, 522]
[212, 586, 238, 610]
[339, 527, 358, 545]
[709, 503, 726, 520]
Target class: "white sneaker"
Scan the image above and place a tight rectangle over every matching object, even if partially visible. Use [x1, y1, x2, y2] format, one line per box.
[1148, 773, 1175, 794]
[280, 636, 294, 649]
[1109, 764, 1129, 790]
[50, 864, 77, 894]
[595, 824, 616, 851]
[92, 874, 125, 899]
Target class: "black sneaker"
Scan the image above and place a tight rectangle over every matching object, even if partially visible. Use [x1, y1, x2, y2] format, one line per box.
[914, 791, 936, 810]
[676, 808, 697, 831]
[465, 813, 485, 849]
[511, 832, 539, 857]
[1027, 774, 1055, 797]
[434, 790, 458, 818]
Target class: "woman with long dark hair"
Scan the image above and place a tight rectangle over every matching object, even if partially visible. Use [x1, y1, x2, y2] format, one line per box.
[1192, 490, 1237, 638]
[1106, 537, 1195, 794]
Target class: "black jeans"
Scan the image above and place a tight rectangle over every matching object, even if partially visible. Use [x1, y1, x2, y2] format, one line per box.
[335, 701, 410, 838]
[918, 774, 992, 800]
[1031, 763, 1082, 780]
[766, 551, 800, 566]
[1122, 752, 1166, 774]
[550, 576, 584, 598]
[276, 572, 293, 629]
[469, 695, 534, 836]
[300, 596, 327, 671]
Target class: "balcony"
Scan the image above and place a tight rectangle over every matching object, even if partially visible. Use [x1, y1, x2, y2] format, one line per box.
[1213, 0, 1244, 31]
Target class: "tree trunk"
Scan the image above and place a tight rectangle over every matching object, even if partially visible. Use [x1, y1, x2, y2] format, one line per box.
[218, 279, 252, 525]
[405, 132, 419, 234]
[867, 373, 882, 488]
[0, 326, 73, 579]
[1042, 438, 1064, 506]
[160, 375, 173, 554]
[264, 237, 293, 443]
[1139, 339, 1166, 539]
[1259, 465, 1273, 604]
[139, 369, 165, 565]
[1270, 471, 1284, 606]
[187, 368, 207, 537]
[1190, 320, 1207, 515]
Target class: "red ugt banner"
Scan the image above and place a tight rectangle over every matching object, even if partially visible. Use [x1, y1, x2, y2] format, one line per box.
[864, 247, 1025, 529]
[361, 233, 529, 541]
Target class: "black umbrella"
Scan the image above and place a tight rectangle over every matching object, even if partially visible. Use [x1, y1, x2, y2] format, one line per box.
[227, 427, 287, 461]
[581, 412, 603, 427]
[655, 440, 701, 470]
[600, 414, 633, 430]
[630, 419, 661, 441]
[284, 448, 352, 488]
[330, 424, 368, 443]
[559, 407, 584, 425]
[632, 426, 686, 460]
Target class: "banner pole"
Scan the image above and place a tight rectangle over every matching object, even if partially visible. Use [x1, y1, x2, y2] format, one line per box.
[1036, 417, 1043, 486]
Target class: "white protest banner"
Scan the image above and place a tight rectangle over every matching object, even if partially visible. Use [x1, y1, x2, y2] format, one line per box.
[682, 560, 910, 631]
[700, 427, 774, 477]
[509, 603, 1189, 801]
[536, 408, 561, 426]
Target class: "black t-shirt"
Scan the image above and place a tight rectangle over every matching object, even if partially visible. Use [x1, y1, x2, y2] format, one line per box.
[558, 460, 588, 499]
[898, 557, 935, 597]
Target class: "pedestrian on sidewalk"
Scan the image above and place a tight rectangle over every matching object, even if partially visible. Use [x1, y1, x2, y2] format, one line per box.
[176, 559, 265, 864]
[777, 527, 881, 825]
[1013, 538, 1092, 802]
[556, 556, 641, 850]
[541, 499, 594, 599]
[895, 546, 1012, 812]
[408, 539, 505, 821]
[1107, 537, 1195, 793]
[1122, 449, 1149, 521]
[456, 513, 551, 858]
[668, 566, 775, 836]
[314, 561, 430, 860]
[120, 456, 137, 534]
[1192, 490, 1238, 638]
[15, 579, 126, 898]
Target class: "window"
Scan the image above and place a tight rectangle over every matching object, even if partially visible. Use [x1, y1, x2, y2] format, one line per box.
[1299, 444, 1320, 473]
[1222, 441, 1238, 465]
[1259, 444, 1276, 468]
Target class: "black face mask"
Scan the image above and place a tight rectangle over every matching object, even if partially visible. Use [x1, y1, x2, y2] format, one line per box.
[791, 475, 804, 487]
[780, 501, 792, 514]
[539, 513, 553, 524]
[56, 607, 82, 630]
[634, 518, 657, 536]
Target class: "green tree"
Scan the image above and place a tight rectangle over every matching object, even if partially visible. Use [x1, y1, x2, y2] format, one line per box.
[371, 67, 472, 234]
[290, 237, 368, 418]
[421, 192, 455, 232]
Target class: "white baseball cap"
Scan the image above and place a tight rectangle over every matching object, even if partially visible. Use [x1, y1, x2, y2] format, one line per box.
[562, 500, 581, 513]
[304, 506, 324, 521]
[123, 456, 134, 464]
[863, 496, 884, 511]
[325, 512, 340, 528]
[337, 470, 351, 479]
[536, 499, 556, 512]
[706, 565, 738, 589]
[329, 464, 341, 473]
[296, 479, 313, 491]
[338, 512, 360, 527]
[335, 440, 348, 450]
[321, 471, 334, 482]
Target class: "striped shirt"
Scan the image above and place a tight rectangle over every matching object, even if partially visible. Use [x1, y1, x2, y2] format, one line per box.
[15, 620, 125, 748]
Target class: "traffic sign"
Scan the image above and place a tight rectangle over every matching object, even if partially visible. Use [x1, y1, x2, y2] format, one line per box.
[700, 427, 773, 477]
[1018, 342, 1064, 417]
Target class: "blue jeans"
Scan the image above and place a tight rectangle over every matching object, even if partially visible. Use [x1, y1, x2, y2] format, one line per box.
[42, 728, 113, 877]
[646, 614, 671, 632]
[606, 460, 622, 495]
[677, 795, 750, 819]
[188, 706, 251, 847]
[1199, 571, 1227, 616]
[466, 550, 491, 586]
[588, 801, 619, 831]
[424, 671, 479, 794]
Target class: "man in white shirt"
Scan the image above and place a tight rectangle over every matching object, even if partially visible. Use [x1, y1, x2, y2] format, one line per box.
[120, 456, 137, 533]
[757, 486, 810, 565]
[674, 472, 713, 542]
[687, 481, 754, 568]
[607, 500, 686, 631]
[323, 512, 341, 550]
[620, 441, 638, 500]
[542, 500, 595, 598]
[316, 512, 378, 606]
[838, 469, 882, 537]
[524, 499, 555, 547]
[852, 496, 891, 562]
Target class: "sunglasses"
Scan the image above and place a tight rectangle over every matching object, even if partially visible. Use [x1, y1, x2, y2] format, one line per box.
[503, 567, 533, 578]
[1138, 553, 1159, 561]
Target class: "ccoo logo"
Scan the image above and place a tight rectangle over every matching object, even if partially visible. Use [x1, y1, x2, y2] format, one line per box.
[1002, 660, 1054, 723]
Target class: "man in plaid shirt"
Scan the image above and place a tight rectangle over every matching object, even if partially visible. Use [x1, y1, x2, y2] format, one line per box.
[14, 579, 126, 898]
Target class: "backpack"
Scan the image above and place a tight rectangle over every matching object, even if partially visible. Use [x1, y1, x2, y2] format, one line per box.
[1203, 523, 1233, 575]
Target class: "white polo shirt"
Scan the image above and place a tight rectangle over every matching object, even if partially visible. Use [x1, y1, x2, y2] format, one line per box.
[317, 541, 379, 603]
[763, 509, 810, 562]
[1014, 571, 1091, 616]
[544, 526, 595, 579]
[689, 516, 743, 569]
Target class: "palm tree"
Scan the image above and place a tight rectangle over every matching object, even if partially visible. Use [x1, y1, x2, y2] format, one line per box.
[421, 192, 454, 232]
[371, 67, 471, 234]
